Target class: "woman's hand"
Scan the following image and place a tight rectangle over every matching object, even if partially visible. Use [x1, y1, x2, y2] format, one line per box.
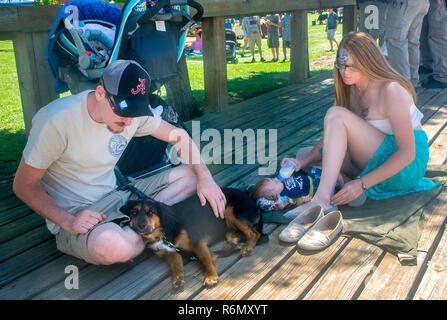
[331, 179, 364, 206]
[280, 157, 304, 171]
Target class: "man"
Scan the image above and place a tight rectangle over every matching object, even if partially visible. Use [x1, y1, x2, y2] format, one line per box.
[422, 0, 447, 88]
[265, 13, 280, 62]
[13, 60, 226, 265]
[325, 8, 339, 52]
[385, 0, 429, 88]
[242, 16, 265, 63]
[280, 13, 292, 62]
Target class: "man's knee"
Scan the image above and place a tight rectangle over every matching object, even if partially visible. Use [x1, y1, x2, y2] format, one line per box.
[87, 223, 143, 265]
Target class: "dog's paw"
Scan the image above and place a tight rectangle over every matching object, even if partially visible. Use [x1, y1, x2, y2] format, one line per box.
[203, 275, 219, 288]
[172, 274, 185, 288]
[240, 247, 253, 257]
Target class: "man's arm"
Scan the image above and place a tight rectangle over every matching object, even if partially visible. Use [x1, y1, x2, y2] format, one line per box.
[150, 120, 227, 219]
[13, 158, 106, 235]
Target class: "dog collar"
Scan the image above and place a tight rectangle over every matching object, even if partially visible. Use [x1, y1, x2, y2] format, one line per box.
[161, 234, 180, 252]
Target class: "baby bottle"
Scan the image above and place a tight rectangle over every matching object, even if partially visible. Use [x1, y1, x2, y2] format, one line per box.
[279, 159, 296, 180]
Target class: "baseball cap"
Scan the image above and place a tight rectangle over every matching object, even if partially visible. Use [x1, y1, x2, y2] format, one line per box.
[101, 60, 153, 118]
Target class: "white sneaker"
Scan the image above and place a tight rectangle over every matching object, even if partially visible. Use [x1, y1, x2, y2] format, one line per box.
[279, 204, 324, 243]
[297, 210, 343, 251]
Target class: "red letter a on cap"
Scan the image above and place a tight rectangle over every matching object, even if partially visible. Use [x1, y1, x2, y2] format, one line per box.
[131, 78, 146, 95]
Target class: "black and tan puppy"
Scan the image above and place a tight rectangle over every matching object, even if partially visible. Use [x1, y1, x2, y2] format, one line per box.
[120, 187, 266, 288]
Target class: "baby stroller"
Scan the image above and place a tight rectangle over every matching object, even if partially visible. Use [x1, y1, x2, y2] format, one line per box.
[225, 29, 238, 64]
[46, 0, 203, 186]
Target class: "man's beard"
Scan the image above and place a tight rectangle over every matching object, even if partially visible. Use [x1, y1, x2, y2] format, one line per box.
[107, 123, 125, 134]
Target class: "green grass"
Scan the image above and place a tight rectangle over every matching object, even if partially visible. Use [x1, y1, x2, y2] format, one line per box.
[0, 13, 341, 179]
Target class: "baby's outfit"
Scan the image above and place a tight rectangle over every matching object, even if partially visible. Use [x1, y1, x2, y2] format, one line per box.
[256, 167, 324, 211]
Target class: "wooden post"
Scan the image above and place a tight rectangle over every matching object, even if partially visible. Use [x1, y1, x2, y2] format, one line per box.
[202, 17, 228, 112]
[13, 31, 59, 136]
[289, 10, 309, 84]
[343, 5, 358, 37]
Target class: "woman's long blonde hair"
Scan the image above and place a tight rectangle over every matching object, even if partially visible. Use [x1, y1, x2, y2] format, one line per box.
[334, 32, 416, 111]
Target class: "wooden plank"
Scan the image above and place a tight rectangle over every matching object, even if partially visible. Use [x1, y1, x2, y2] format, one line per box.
[356, 115, 447, 300]
[413, 227, 447, 300]
[357, 191, 447, 300]
[0, 239, 63, 288]
[202, 17, 227, 112]
[0, 225, 53, 262]
[0, 255, 88, 299]
[0, 203, 33, 227]
[248, 237, 349, 300]
[33, 251, 153, 300]
[12, 31, 59, 136]
[342, 5, 358, 37]
[0, 212, 44, 244]
[422, 106, 447, 145]
[302, 238, 384, 300]
[139, 224, 277, 301]
[0, 1, 357, 34]
[289, 10, 309, 84]
[192, 226, 293, 300]
[428, 126, 447, 165]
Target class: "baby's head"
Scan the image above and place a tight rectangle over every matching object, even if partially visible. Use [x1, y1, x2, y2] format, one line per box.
[251, 177, 284, 200]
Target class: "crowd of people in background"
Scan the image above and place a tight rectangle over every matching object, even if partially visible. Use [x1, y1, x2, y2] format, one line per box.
[223, 1, 445, 88]
[357, 0, 446, 89]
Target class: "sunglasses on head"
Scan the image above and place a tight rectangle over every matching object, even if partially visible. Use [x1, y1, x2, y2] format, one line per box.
[334, 61, 359, 73]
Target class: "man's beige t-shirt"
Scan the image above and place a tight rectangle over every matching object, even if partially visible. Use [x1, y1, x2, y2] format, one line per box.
[23, 90, 161, 234]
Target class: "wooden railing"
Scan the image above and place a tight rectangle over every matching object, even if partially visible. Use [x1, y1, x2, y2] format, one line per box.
[0, 0, 357, 135]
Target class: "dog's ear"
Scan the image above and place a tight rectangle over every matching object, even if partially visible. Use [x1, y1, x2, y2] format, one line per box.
[120, 200, 140, 215]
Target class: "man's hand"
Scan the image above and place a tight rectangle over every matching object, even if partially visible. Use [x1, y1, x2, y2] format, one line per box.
[196, 177, 227, 220]
[65, 210, 107, 235]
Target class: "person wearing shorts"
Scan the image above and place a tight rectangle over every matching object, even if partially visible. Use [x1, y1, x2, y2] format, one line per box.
[13, 60, 227, 265]
[242, 16, 265, 63]
[265, 14, 280, 62]
[280, 13, 292, 62]
[325, 8, 339, 51]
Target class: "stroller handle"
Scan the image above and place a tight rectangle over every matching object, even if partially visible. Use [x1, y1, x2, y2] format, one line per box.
[170, 0, 204, 21]
[138, 0, 204, 26]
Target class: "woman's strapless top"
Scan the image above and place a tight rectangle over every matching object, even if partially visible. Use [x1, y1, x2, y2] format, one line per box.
[367, 104, 423, 135]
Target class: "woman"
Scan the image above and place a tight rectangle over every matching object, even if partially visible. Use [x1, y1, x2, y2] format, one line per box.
[283, 32, 437, 215]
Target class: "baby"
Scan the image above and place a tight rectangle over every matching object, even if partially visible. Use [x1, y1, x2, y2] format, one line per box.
[251, 167, 325, 212]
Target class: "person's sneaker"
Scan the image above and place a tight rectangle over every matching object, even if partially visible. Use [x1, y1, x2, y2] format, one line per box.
[281, 58, 286, 63]
[241, 53, 245, 57]
[270, 58, 276, 62]
[251, 58, 255, 63]
[418, 65, 433, 74]
[260, 57, 266, 62]
[422, 75, 447, 89]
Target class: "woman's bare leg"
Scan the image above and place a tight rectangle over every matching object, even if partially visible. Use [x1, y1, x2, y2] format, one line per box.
[311, 106, 385, 210]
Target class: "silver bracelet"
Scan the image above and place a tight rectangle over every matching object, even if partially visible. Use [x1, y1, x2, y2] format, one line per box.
[357, 176, 367, 192]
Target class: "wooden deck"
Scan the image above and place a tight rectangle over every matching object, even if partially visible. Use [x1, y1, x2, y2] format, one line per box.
[1, 71, 446, 300]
